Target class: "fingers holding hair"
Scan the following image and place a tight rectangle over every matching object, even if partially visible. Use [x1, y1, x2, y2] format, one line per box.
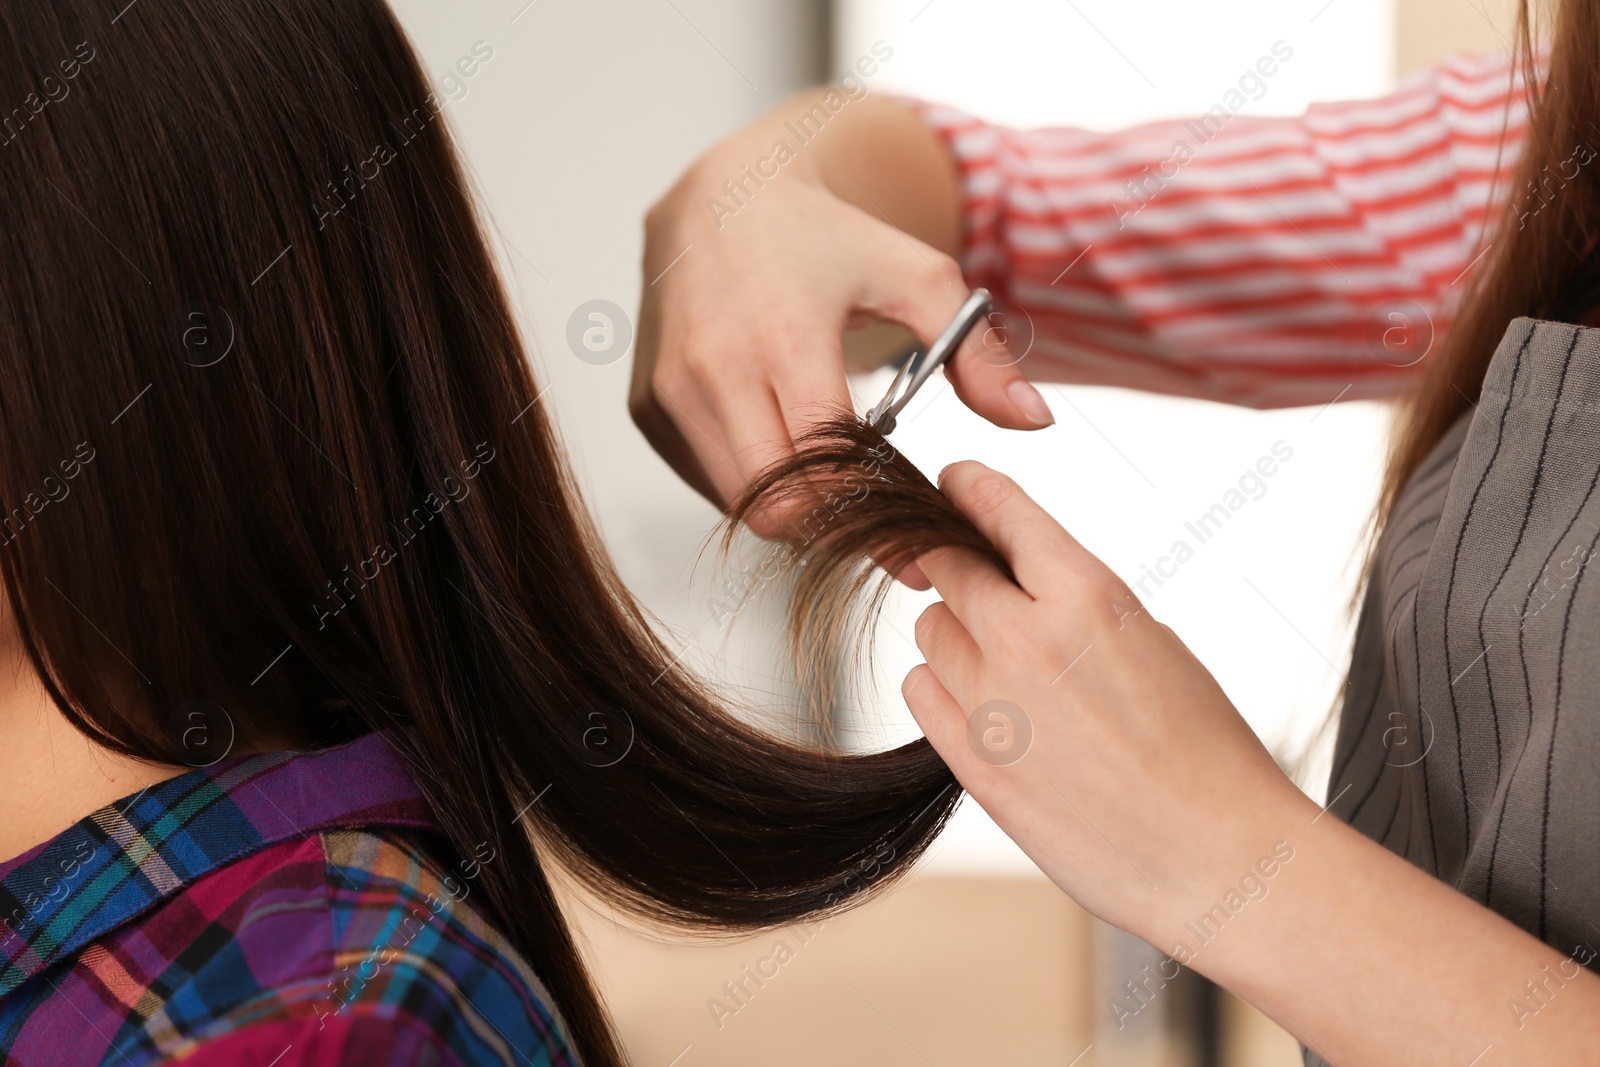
[913, 600, 982, 702]
[932, 462, 1101, 597]
[900, 662, 968, 760]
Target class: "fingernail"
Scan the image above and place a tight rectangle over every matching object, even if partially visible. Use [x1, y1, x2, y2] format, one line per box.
[1008, 379, 1054, 426]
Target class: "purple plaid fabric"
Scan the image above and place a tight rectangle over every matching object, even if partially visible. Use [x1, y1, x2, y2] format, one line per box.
[0, 732, 579, 1066]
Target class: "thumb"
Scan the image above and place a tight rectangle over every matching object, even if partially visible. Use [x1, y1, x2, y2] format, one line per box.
[857, 233, 1052, 430]
[943, 304, 1054, 430]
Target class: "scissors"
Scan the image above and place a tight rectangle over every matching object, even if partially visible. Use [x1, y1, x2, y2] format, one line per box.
[864, 288, 993, 435]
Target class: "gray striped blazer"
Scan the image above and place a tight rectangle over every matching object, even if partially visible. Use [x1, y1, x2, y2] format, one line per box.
[1313, 317, 1600, 1065]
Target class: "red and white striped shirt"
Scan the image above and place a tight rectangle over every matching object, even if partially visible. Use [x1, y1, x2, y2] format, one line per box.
[917, 51, 1529, 409]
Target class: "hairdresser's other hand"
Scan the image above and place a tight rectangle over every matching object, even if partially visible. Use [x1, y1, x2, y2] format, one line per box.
[631, 91, 1054, 544]
[904, 462, 1318, 944]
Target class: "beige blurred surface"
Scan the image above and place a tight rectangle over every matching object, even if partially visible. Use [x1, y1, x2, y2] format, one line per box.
[1396, 0, 1522, 74]
[571, 875, 1304, 1067]
[572, 876, 1092, 1066]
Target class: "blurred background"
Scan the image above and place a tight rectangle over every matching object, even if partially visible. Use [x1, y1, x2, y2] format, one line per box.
[387, 0, 1520, 1063]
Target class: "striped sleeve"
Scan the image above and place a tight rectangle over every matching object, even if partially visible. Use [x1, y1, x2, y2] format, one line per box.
[913, 51, 1529, 409]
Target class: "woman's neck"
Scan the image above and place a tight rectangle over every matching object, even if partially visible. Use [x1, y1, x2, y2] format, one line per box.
[0, 650, 183, 863]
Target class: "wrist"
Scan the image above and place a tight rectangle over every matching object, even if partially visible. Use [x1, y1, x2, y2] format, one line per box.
[1157, 789, 1378, 996]
[1139, 781, 1324, 968]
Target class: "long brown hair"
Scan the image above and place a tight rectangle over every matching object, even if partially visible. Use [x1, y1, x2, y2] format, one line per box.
[0, 3, 984, 1064]
[1380, 0, 1592, 524]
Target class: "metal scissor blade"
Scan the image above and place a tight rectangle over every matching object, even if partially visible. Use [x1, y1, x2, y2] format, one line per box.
[862, 288, 993, 436]
[865, 352, 916, 433]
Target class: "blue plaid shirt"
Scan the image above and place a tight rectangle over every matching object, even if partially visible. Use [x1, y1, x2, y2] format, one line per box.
[0, 732, 578, 1066]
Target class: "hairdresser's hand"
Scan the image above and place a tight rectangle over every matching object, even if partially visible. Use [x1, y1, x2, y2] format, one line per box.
[904, 462, 1318, 944]
[632, 92, 1053, 541]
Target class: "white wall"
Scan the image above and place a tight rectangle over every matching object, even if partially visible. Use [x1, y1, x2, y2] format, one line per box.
[837, 0, 1394, 128]
[386, 0, 831, 711]
[834, 0, 1401, 875]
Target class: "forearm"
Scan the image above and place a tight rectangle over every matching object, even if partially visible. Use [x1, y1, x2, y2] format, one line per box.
[1169, 801, 1600, 1065]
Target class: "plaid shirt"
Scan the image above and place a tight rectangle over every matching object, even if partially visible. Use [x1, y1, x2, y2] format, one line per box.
[0, 732, 579, 1066]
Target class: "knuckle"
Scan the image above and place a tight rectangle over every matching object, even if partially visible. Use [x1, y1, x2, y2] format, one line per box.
[673, 325, 716, 371]
[643, 193, 672, 235]
[626, 388, 653, 426]
[744, 506, 787, 539]
[921, 251, 962, 289]
[1067, 569, 1118, 606]
[1089, 570, 1137, 611]
[901, 663, 928, 699]
[1077, 578, 1139, 634]
[649, 362, 688, 405]
[679, 345, 752, 400]
[880, 251, 964, 322]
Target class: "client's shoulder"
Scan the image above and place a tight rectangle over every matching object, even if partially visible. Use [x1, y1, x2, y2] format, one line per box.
[190, 826, 580, 1067]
